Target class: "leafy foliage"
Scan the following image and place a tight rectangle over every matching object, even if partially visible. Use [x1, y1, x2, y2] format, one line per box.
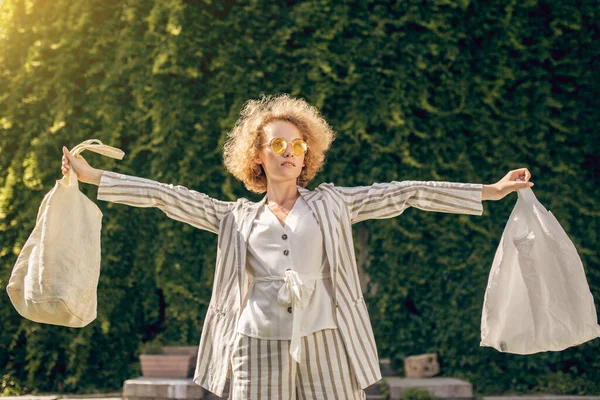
[402, 387, 437, 400]
[0, 0, 598, 394]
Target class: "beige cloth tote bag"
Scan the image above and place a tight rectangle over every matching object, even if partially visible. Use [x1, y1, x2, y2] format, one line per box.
[6, 139, 124, 328]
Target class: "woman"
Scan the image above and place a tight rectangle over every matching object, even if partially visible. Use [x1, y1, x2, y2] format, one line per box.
[61, 93, 534, 399]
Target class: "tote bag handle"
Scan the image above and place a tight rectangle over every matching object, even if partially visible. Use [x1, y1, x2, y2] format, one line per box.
[65, 139, 125, 187]
[70, 139, 125, 159]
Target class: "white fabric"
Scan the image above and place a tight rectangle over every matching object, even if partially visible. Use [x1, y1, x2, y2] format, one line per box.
[236, 196, 338, 362]
[480, 186, 600, 354]
[7, 139, 124, 328]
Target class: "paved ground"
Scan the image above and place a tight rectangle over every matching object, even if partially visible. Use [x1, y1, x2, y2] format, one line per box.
[4, 394, 600, 400]
[1, 393, 122, 400]
[3, 392, 600, 400]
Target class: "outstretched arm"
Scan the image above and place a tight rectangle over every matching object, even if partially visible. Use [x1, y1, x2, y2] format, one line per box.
[61, 146, 235, 234]
[335, 180, 485, 224]
[333, 168, 533, 225]
[96, 171, 235, 235]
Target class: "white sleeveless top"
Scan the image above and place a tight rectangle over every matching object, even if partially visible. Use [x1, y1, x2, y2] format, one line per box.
[236, 195, 338, 362]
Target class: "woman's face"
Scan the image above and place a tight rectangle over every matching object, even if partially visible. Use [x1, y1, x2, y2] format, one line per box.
[255, 120, 306, 186]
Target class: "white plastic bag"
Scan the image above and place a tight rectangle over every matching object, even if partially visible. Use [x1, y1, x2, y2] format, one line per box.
[6, 139, 124, 328]
[480, 185, 600, 354]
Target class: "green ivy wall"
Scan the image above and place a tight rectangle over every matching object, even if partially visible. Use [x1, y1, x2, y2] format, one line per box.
[1, 0, 598, 395]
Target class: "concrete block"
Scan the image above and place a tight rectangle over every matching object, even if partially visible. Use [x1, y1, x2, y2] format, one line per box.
[123, 378, 204, 400]
[139, 355, 196, 379]
[404, 354, 440, 378]
[386, 377, 473, 400]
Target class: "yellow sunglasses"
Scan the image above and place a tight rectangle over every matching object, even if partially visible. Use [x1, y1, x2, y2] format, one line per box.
[262, 137, 308, 156]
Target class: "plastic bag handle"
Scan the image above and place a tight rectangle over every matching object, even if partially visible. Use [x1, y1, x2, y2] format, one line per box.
[516, 178, 536, 205]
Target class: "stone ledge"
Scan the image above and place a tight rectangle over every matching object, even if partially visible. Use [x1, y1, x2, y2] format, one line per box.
[57, 398, 121, 400]
[0, 397, 121, 400]
[483, 397, 600, 400]
[0, 397, 59, 400]
[122, 378, 205, 400]
[5, 386, 600, 400]
[386, 377, 473, 400]
[60, 394, 122, 399]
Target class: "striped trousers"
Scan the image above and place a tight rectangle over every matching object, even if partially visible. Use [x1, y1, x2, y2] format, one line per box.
[229, 328, 366, 399]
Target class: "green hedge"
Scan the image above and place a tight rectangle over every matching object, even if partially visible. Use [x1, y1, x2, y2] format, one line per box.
[1, 0, 598, 395]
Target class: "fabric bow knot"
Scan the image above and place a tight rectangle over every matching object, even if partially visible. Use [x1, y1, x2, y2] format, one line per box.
[276, 269, 316, 362]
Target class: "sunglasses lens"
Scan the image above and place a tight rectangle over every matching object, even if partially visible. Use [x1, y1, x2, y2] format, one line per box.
[292, 141, 307, 156]
[271, 138, 287, 154]
[269, 138, 307, 156]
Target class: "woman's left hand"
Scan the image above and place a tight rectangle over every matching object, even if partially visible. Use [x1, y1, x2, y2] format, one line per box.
[483, 168, 534, 201]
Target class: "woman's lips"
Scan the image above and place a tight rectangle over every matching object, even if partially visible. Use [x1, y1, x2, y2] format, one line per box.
[281, 162, 295, 167]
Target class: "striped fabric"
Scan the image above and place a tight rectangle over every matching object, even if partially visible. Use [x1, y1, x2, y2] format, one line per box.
[230, 329, 365, 399]
[97, 171, 483, 398]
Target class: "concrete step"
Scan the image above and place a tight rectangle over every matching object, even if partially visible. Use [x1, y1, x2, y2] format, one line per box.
[0, 397, 60, 400]
[74, 377, 600, 400]
[1, 397, 122, 400]
[122, 376, 472, 399]
[483, 397, 600, 400]
[123, 378, 207, 399]
[5, 388, 600, 400]
[385, 377, 473, 400]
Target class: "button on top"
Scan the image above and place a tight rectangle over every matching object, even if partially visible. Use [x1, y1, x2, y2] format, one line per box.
[283, 249, 289, 256]
[282, 234, 288, 240]
[287, 306, 292, 313]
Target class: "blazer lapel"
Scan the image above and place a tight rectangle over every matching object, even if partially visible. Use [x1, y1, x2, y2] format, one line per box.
[298, 186, 339, 297]
[236, 195, 267, 310]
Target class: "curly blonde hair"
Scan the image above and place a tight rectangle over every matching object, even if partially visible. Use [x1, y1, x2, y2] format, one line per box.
[223, 93, 336, 194]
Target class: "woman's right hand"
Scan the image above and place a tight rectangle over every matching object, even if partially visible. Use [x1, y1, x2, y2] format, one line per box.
[61, 146, 103, 185]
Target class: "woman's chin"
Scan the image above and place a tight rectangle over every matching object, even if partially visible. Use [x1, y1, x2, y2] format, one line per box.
[268, 172, 301, 183]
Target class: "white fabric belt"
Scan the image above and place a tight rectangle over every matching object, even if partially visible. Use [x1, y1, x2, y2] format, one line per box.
[252, 270, 331, 363]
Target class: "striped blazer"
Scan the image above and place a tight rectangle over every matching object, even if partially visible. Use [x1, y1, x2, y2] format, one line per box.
[97, 171, 484, 397]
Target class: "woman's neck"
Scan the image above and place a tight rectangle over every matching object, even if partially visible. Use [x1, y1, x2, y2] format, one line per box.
[265, 180, 300, 206]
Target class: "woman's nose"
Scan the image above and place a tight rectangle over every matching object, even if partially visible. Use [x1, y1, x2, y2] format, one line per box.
[283, 143, 295, 157]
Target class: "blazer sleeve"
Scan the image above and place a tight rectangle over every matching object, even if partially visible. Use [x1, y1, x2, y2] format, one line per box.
[97, 170, 236, 234]
[332, 180, 484, 225]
